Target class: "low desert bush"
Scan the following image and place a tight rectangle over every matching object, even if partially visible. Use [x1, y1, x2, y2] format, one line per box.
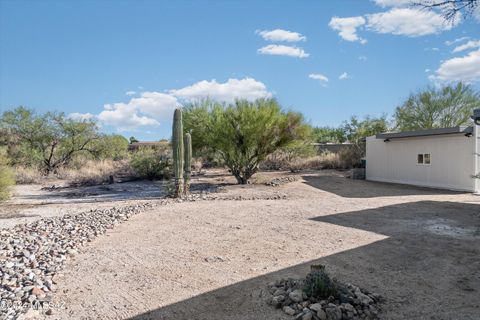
[338, 147, 363, 168]
[0, 153, 15, 201]
[320, 152, 342, 169]
[130, 148, 172, 180]
[14, 166, 43, 184]
[303, 265, 338, 299]
[56, 159, 129, 186]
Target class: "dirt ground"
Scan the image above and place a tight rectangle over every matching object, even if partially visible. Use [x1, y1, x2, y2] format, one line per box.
[5, 170, 480, 320]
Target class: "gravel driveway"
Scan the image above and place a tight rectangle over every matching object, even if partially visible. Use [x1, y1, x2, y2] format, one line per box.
[33, 172, 480, 320]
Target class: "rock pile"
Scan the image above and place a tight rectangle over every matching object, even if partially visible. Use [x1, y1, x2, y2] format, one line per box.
[266, 176, 298, 187]
[267, 278, 382, 320]
[0, 201, 175, 319]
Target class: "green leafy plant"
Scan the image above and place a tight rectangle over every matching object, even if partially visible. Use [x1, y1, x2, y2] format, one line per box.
[183, 99, 310, 184]
[1, 107, 100, 173]
[0, 151, 15, 201]
[130, 148, 171, 180]
[395, 82, 480, 131]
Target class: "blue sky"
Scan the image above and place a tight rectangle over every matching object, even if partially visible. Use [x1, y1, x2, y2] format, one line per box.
[1, 0, 479, 140]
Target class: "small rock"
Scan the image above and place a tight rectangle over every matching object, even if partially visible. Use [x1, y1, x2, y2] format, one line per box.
[273, 289, 286, 296]
[289, 289, 304, 303]
[270, 295, 285, 308]
[301, 311, 313, 320]
[283, 306, 296, 316]
[309, 303, 323, 312]
[317, 308, 327, 320]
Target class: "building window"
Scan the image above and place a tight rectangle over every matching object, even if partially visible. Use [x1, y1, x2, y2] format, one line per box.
[417, 153, 431, 165]
[417, 154, 423, 164]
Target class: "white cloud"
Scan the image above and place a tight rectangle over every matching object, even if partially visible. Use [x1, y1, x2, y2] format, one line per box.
[170, 78, 272, 102]
[429, 49, 480, 83]
[373, 0, 413, 7]
[308, 73, 329, 86]
[425, 68, 431, 73]
[445, 36, 470, 46]
[125, 91, 136, 96]
[452, 40, 480, 53]
[339, 72, 351, 80]
[358, 55, 367, 61]
[127, 92, 179, 118]
[366, 8, 457, 37]
[71, 78, 273, 131]
[98, 103, 160, 131]
[329, 16, 367, 44]
[256, 29, 306, 42]
[257, 44, 309, 58]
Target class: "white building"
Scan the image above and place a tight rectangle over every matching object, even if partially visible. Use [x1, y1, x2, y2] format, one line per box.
[366, 126, 479, 192]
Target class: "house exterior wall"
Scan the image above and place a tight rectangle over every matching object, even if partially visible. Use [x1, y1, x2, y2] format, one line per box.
[366, 128, 479, 192]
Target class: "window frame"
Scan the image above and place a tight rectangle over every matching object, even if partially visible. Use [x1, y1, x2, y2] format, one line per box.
[417, 153, 431, 165]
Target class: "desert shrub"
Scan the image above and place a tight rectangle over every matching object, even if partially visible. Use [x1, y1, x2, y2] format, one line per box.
[319, 152, 342, 169]
[14, 166, 43, 184]
[338, 147, 363, 169]
[303, 265, 338, 299]
[130, 148, 172, 180]
[184, 99, 311, 183]
[0, 153, 15, 201]
[56, 159, 130, 186]
[287, 156, 325, 172]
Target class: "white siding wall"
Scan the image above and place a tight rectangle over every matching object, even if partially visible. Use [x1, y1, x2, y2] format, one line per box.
[366, 129, 478, 192]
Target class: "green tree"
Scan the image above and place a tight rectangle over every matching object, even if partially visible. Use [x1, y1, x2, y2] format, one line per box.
[1, 107, 100, 173]
[129, 136, 139, 144]
[394, 83, 480, 131]
[312, 126, 346, 143]
[91, 135, 129, 160]
[343, 115, 389, 146]
[183, 99, 310, 184]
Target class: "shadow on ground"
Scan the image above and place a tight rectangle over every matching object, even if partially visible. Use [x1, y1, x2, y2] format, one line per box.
[302, 175, 463, 198]
[11, 179, 229, 205]
[128, 201, 480, 320]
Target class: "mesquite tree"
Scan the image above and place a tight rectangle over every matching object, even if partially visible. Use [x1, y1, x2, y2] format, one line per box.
[0, 107, 99, 173]
[183, 99, 310, 184]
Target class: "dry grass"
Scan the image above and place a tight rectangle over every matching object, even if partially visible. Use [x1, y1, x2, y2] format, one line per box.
[288, 153, 341, 171]
[14, 166, 43, 184]
[57, 159, 131, 186]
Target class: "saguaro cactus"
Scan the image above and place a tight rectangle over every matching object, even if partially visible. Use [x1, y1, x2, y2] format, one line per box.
[184, 132, 192, 195]
[172, 108, 184, 197]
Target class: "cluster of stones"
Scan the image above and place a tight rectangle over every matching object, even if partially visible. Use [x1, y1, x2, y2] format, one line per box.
[207, 194, 287, 201]
[266, 176, 298, 187]
[0, 200, 187, 319]
[267, 279, 382, 320]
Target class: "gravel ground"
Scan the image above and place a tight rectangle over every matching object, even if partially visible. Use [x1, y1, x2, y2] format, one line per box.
[2, 170, 480, 319]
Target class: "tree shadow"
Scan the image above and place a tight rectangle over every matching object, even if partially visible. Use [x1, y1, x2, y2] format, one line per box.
[127, 201, 480, 320]
[301, 174, 463, 198]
